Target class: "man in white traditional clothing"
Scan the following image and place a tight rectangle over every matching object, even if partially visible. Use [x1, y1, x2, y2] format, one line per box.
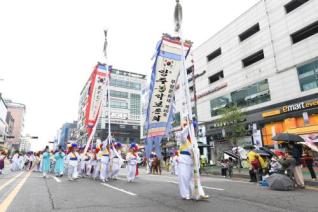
[99, 143, 110, 182]
[178, 119, 208, 200]
[67, 143, 80, 181]
[110, 142, 123, 180]
[126, 143, 139, 182]
[10, 152, 20, 171]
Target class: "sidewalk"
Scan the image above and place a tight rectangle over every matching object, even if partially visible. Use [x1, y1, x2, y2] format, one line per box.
[202, 166, 318, 187]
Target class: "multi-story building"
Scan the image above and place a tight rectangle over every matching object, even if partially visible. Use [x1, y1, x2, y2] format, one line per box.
[0, 94, 7, 146]
[6, 112, 14, 138]
[77, 64, 146, 146]
[57, 121, 77, 149]
[4, 99, 25, 151]
[176, 0, 318, 162]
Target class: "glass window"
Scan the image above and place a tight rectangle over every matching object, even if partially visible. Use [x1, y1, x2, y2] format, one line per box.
[231, 79, 270, 108]
[298, 60, 318, 91]
[210, 94, 232, 116]
[130, 94, 141, 115]
[210, 79, 271, 117]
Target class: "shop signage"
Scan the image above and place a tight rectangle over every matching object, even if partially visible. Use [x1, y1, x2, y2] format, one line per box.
[262, 99, 318, 118]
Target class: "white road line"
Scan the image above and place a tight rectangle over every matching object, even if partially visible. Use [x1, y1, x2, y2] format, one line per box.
[167, 180, 225, 191]
[0, 172, 24, 192]
[101, 183, 137, 196]
[53, 176, 61, 183]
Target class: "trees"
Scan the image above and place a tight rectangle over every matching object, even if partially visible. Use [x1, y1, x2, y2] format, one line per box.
[219, 105, 246, 146]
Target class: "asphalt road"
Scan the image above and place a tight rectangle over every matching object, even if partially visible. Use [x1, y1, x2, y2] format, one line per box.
[0, 168, 317, 212]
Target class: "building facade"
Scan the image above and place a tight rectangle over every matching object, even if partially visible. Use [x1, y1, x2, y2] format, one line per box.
[58, 121, 77, 149]
[175, 0, 318, 162]
[77, 64, 146, 146]
[4, 99, 26, 151]
[0, 95, 7, 146]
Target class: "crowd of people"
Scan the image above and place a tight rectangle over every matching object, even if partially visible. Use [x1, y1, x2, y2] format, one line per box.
[246, 143, 317, 189]
[0, 142, 140, 183]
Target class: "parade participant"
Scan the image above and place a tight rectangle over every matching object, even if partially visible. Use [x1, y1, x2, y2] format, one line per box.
[171, 150, 179, 176]
[10, 151, 20, 171]
[0, 150, 7, 174]
[42, 146, 51, 178]
[178, 120, 208, 200]
[91, 148, 100, 180]
[99, 143, 110, 182]
[18, 153, 25, 170]
[126, 143, 139, 182]
[35, 152, 41, 172]
[67, 143, 80, 180]
[110, 142, 123, 180]
[54, 146, 65, 177]
[85, 149, 94, 177]
[29, 152, 36, 170]
[80, 149, 91, 178]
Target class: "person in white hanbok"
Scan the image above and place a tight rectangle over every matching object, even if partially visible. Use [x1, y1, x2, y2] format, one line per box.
[10, 152, 20, 171]
[126, 143, 139, 182]
[110, 142, 123, 180]
[99, 144, 110, 182]
[67, 144, 80, 180]
[178, 121, 208, 200]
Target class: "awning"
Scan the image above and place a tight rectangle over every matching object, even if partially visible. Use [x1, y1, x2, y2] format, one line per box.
[285, 125, 318, 135]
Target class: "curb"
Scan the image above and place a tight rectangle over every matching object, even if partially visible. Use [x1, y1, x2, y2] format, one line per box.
[202, 172, 318, 187]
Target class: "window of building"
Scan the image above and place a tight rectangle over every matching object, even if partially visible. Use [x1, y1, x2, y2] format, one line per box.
[298, 59, 318, 91]
[230, 79, 271, 108]
[210, 94, 232, 116]
[109, 100, 128, 109]
[284, 0, 309, 13]
[110, 79, 141, 90]
[208, 71, 224, 84]
[207, 48, 221, 62]
[210, 79, 271, 117]
[110, 90, 129, 98]
[130, 94, 141, 115]
[239, 23, 260, 42]
[290, 20, 318, 44]
[242, 50, 264, 67]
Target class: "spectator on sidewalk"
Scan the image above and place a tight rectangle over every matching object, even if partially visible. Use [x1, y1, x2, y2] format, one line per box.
[227, 157, 234, 178]
[247, 147, 265, 182]
[303, 148, 317, 180]
[0, 150, 7, 174]
[289, 143, 305, 188]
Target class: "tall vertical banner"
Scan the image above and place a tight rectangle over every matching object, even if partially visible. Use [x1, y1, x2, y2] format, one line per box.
[85, 64, 109, 136]
[145, 34, 191, 158]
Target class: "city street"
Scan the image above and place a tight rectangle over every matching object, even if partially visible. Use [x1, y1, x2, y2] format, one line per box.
[1, 168, 317, 212]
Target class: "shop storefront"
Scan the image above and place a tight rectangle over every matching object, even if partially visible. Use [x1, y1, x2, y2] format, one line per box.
[261, 98, 318, 146]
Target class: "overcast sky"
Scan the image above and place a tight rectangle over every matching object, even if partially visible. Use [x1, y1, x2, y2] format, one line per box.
[0, 0, 259, 150]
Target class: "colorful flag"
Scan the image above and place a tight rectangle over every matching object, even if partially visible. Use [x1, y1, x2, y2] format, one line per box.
[85, 64, 109, 133]
[145, 34, 191, 158]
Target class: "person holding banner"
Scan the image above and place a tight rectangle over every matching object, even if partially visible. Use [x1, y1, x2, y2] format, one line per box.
[178, 120, 208, 200]
[99, 143, 110, 182]
[67, 143, 80, 181]
[126, 143, 139, 182]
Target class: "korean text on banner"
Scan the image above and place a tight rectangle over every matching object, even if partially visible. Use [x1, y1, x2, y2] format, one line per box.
[146, 35, 191, 138]
[85, 64, 109, 130]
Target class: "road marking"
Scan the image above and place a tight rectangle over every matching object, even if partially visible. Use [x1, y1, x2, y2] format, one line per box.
[0, 171, 32, 212]
[167, 180, 225, 191]
[101, 183, 137, 196]
[0, 172, 24, 192]
[53, 176, 61, 183]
